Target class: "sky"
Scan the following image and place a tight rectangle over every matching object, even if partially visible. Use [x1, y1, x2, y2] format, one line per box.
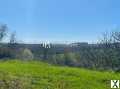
[0, 0, 120, 43]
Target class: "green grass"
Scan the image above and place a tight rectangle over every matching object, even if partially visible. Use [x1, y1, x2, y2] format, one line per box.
[0, 60, 119, 89]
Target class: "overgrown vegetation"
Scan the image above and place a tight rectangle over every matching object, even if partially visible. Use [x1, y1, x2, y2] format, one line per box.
[0, 24, 120, 88]
[0, 24, 120, 71]
[0, 60, 118, 89]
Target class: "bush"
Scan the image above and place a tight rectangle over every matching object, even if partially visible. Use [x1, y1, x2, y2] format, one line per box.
[19, 48, 34, 61]
[64, 52, 77, 66]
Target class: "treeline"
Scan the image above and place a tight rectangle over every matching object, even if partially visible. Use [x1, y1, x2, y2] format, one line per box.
[43, 31, 120, 71]
[0, 24, 34, 60]
[0, 24, 120, 71]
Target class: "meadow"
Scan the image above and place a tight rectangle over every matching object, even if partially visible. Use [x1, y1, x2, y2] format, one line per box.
[0, 60, 119, 89]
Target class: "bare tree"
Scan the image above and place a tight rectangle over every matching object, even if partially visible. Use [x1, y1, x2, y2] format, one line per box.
[112, 31, 120, 42]
[10, 31, 17, 44]
[99, 31, 113, 48]
[101, 30, 120, 43]
[0, 24, 7, 41]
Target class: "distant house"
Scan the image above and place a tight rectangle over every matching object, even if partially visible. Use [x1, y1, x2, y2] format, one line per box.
[41, 43, 51, 48]
[70, 42, 88, 47]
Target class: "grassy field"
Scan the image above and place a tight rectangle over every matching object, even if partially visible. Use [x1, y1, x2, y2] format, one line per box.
[0, 60, 119, 89]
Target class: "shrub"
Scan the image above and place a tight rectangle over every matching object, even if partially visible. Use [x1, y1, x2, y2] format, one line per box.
[21, 48, 34, 61]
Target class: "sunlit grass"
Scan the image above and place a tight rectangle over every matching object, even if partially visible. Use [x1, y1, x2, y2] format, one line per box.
[0, 60, 119, 89]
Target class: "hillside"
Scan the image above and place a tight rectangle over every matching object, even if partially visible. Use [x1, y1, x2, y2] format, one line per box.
[0, 60, 119, 89]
